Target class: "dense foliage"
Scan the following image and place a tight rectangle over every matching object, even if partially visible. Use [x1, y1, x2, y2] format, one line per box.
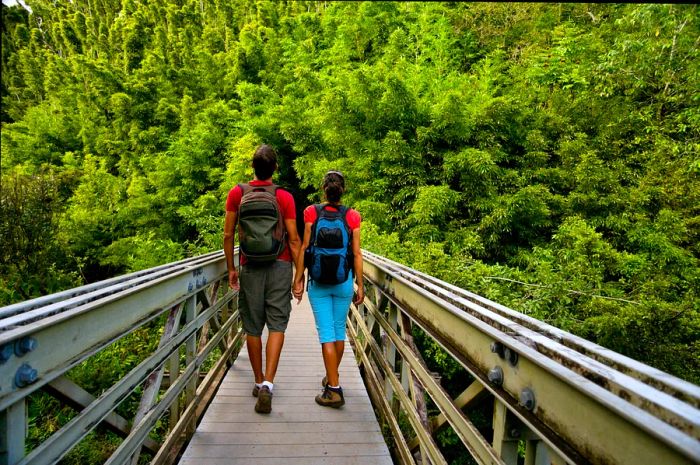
[2, 0, 698, 393]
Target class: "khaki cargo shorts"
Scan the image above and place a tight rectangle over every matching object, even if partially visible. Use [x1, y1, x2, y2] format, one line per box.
[238, 260, 293, 336]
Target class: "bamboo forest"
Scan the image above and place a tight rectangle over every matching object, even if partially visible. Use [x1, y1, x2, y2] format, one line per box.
[1, 2, 699, 463]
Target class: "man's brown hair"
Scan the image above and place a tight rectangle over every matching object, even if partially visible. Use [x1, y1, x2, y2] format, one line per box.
[253, 144, 277, 180]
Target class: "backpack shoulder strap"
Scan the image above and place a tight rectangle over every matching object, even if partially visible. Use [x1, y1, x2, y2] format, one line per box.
[309, 204, 322, 245]
[338, 205, 353, 236]
[242, 183, 278, 195]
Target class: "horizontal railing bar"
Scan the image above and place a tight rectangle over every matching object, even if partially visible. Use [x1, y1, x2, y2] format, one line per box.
[0, 251, 222, 320]
[349, 299, 448, 465]
[104, 300, 239, 465]
[363, 259, 700, 465]
[0, 253, 223, 331]
[18, 286, 234, 465]
[346, 315, 415, 465]
[0, 256, 228, 411]
[151, 323, 243, 465]
[365, 251, 700, 406]
[359, 298, 505, 465]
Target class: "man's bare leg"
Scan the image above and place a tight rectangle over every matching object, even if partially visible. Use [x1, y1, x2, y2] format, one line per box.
[264, 331, 285, 382]
[247, 335, 264, 384]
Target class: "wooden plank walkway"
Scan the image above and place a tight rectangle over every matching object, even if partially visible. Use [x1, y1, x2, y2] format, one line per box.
[180, 296, 393, 465]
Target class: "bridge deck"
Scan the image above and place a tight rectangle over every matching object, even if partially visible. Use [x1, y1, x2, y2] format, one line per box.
[180, 296, 393, 465]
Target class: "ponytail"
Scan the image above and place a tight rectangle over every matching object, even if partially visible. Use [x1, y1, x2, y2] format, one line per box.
[323, 171, 345, 203]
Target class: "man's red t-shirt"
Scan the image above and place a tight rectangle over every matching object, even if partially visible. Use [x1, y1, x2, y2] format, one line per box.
[226, 180, 296, 264]
[303, 205, 361, 230]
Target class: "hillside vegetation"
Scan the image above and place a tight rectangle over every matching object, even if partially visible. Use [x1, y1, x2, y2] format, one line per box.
[2, 1, 698, 389]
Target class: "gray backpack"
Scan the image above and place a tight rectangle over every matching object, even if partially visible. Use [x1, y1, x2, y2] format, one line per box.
[237, 183, 286, 264]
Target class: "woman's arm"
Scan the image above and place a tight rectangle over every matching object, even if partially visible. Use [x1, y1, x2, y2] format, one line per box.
[292, 222, 312, 301]
[295, 223, 312, 281]
[352, 227, 364, 305]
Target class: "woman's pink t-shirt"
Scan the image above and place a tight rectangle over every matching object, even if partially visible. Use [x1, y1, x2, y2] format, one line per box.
[303, 205, 361, 230]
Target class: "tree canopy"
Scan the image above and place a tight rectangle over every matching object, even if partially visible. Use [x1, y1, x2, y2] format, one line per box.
[2, 1, 698, 387]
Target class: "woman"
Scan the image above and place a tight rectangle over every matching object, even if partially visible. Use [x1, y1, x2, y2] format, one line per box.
[293, 170, 364, 408]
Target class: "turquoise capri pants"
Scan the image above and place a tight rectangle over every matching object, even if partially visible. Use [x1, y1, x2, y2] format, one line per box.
[308, 275, 354, 344]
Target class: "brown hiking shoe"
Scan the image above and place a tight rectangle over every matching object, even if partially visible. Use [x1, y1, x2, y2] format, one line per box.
[255, 386, 272, 413]
[321, 376, 328, 388]
[252, 384, 260, 397]
[315, 386, 344, 408]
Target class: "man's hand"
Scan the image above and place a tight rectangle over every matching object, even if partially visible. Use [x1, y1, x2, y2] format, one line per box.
[228, 269, 240, 291]
[292, 276, 304, 304]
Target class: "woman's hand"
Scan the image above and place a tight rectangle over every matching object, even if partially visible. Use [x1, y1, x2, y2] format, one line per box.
[353, 286, 364, 306]
[292, 276, 305, 303]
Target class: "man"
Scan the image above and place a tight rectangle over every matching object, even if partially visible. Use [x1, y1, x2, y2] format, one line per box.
[223, 144, 301, 414]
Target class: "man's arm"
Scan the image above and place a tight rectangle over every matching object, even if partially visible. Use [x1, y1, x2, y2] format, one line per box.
[224, 210, 239, 290]
[284, 218, 302, 265]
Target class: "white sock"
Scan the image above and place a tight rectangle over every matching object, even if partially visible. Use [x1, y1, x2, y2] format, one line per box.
[255, 383, 262, 388]
[329, 385, 341, 389]
[262, 380, 274, 391]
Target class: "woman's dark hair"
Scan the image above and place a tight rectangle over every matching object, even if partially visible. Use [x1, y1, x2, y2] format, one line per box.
[323, 170, 345, 203]
[252, 144, 277, 180]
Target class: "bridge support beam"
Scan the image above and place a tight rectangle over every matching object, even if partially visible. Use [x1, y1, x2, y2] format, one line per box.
[42, 376, 160, 455]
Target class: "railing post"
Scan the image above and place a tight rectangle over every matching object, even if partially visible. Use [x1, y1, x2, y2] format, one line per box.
[384, 303, 398, 411]
[492, 399, 519, 465]
[184, 294, 198, 435]
[168, 350, 180, 428]
[129, 302, 184, 465]
[399, 313, 432, 465]
[524, 439, 545, 465]
[0, 400, 26, 465]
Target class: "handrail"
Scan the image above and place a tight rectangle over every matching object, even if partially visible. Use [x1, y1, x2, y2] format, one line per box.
[0, 251, 242, 465]
[1, 250, 698, 465]
[364, 251, 699, 406]
[0, 251, 222, 320]
[348, 250, 700, 465]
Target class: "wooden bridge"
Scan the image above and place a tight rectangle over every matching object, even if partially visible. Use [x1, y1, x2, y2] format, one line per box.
[1, 250, 698, 465]
[181, 299, 392, 465]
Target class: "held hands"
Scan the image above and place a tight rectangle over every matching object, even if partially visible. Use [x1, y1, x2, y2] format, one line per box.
[228, 269, 240, 291]
[353, 286, 365, 306]
[292, 275, 305, 304]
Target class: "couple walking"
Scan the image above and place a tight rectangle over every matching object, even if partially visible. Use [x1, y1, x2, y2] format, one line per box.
[223, 144, 364, 414]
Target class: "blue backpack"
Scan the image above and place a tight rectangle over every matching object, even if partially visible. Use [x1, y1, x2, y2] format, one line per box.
[305, 204, 353, 284]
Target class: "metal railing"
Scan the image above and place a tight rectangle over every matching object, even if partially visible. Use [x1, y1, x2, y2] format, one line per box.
[2, 250, 699, 465]
[347, 251, 700, 465]
[0, 251, 242, 465]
